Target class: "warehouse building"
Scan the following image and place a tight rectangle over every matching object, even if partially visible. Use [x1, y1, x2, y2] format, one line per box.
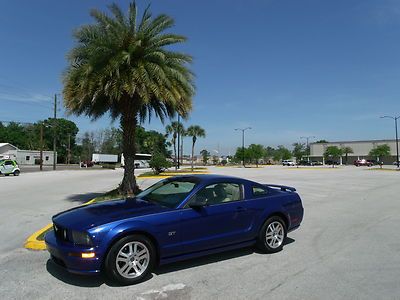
[0, 143, 56, 165]
[310, 139, 399, 165]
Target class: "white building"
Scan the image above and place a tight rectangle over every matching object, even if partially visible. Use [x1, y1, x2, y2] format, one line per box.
[310, 139, 399, 165]
[0, 143, 56, 165]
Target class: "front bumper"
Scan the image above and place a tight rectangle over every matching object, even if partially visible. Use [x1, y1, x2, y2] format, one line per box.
[44, 230, 102, 275]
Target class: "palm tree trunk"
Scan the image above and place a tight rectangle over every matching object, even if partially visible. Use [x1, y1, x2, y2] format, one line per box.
[191, 140, 195, 171]
[173, 136, 177, 170]
[120, 105, 139, 195]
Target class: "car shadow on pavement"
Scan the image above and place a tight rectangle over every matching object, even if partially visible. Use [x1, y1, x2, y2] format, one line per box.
[65, 192, 105, 204]
[46, 238, 295, 287]
[155, 237, 295, 276]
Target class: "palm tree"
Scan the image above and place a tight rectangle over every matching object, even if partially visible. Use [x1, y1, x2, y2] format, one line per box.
[179, 125, 186, 166]
[187, 125, 206, 171]
[341, 146, 353, 165]
[63, 2, 194, 194]
[165, 121, 183, 169]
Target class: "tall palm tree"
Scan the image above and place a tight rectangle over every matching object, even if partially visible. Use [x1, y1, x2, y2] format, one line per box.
[341, 146, 353, 165]
[63, 2, 194, 194]
[165, 121, 182, 169]
[187, 125, 206, 171]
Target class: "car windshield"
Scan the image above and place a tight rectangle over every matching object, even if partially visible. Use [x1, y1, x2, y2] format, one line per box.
[136, 178, 199, 208]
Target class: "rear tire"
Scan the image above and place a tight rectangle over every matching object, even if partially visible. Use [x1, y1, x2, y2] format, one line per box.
[257, 216, 287, 253]
[104, 234, 156, 285]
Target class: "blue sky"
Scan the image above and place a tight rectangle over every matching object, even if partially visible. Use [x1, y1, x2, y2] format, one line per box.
[1, 0, 400, 155]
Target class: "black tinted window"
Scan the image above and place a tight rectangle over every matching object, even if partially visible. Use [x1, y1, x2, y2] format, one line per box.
[252, 186, 268, 198]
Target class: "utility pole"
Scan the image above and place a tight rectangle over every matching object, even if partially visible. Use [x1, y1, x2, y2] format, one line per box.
[235, 127, 252, 167]
[40, 124, 43, 171]
[53, 94, 57, 170]
[300, 136, 316, 162]
[67, 134, 71, 165]
[381, 115, 400, 168]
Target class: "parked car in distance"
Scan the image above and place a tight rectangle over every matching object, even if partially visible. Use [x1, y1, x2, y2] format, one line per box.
[80, 160, 94, 168]
[393, 161, 400, 166]
[0, 159, 20, 176]
[297, 160, 322, 166]
[45, 175, 304, 285]
[325, 160, 339, 165]
[354, 159, 374, 167]
[282, 160, 296, 166]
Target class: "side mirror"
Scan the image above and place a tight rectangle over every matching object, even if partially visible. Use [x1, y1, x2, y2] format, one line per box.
[189, 195, 208, 209]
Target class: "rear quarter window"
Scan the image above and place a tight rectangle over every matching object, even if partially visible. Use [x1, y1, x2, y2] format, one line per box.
[252, 186, 268, 198]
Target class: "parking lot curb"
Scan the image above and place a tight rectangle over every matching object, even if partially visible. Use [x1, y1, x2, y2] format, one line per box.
[24, 198, 97, 251]
[24, 223, 53, 250]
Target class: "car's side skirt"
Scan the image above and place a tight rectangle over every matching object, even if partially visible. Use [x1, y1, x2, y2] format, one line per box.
[159, 239, 256, 265]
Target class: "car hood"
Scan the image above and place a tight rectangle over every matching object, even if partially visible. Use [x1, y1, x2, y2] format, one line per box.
[53, 198, 170, 230]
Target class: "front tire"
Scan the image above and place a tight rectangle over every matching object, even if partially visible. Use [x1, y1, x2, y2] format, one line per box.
[104, 234, 156, 285]
[257, 216, 287, 253]
[14, 170, 20, 176]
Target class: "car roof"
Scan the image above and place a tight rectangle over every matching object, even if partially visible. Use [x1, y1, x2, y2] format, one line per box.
[167, 174, 256, 185]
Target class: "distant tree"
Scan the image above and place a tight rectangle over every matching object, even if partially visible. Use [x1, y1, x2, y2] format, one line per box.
[369, 144, 391, 168]
[341, 146, 354, 165]
[292, 142, 306, 162]
[315, 140, 328, 143]
[187, 125, 206, 171]
[149, 152, 172, 174]
[80, 132, 96, 161]
[200, 149, 210, 165]
[248, 144, 265, 167]
[273, 145, 291, 161]
[212, 155, 219, 165]
[234, 147, 251, 164]
[166, 122, 185, 169]
[324, 146, 343, 168]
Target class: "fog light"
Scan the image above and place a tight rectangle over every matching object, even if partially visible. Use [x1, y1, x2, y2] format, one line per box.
[81, 252, 95, 258]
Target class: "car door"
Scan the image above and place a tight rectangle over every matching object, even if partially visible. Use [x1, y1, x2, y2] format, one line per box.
[180, 182, 254, 253]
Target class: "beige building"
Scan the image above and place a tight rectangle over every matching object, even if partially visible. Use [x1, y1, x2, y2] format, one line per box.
[310, 139, 399, 165]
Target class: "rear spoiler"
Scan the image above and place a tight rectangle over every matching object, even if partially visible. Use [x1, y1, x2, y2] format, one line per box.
[263, 184, 296, 192]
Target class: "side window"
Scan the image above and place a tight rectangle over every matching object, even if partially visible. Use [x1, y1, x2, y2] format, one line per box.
[252, 186, 268, 198]
[189, 182, 242, 206]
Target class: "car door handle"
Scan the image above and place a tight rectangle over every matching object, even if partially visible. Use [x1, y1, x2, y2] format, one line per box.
[236, 207, 247, 212]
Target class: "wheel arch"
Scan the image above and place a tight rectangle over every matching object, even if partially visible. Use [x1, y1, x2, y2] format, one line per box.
[101, 229, 160, 270]
[261, 211, 290, 231]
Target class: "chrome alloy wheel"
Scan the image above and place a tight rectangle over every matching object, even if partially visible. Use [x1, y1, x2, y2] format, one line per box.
[115, 241, 150, 278]
[265, 221, 284, 249]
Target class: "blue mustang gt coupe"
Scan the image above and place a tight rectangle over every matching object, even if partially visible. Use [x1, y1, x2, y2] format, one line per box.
[45, 174, 303, 285]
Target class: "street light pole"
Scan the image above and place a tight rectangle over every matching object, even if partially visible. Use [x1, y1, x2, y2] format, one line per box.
[235, 127, 251, 167]
[381, 115, 400, 168]
[300, 136, 316, 162]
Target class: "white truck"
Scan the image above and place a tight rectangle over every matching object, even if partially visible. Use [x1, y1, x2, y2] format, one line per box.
[92, 153, 118, 164]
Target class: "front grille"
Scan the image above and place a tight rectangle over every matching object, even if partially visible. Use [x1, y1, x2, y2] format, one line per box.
[53, 223, 69, 242]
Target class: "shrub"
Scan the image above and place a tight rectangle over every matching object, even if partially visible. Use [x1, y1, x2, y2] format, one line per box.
[149, 153, 172, 174]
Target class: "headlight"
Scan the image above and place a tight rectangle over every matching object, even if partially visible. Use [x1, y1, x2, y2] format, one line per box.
[71, 231, 93, 246]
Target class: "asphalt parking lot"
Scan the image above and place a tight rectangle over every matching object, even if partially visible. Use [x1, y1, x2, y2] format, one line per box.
[0, 166, 399, 299]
